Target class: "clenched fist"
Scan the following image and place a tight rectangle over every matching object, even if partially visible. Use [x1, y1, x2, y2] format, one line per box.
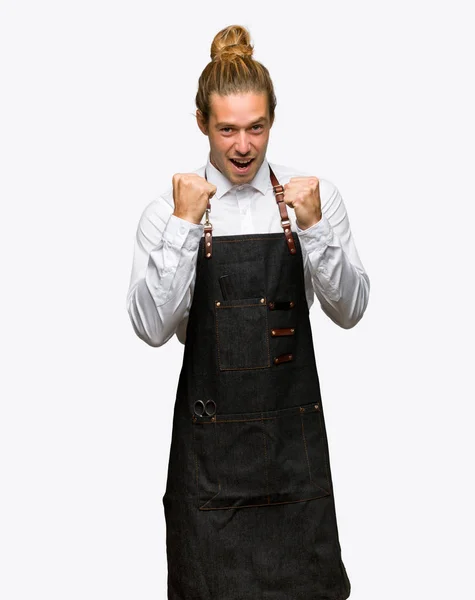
[172, 173, 217, 225]
[283, 177, 322, 230]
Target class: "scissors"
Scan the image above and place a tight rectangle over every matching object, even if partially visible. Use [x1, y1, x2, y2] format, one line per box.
[194, 399, 216, 417]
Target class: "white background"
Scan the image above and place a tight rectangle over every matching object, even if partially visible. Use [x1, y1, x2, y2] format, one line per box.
[1, 1, 474, 598]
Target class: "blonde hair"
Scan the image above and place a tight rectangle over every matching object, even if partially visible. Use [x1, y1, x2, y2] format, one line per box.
[196, 25, 277, 124]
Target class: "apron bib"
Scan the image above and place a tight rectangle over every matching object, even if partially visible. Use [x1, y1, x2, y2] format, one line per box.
[162, 166, 351, 599]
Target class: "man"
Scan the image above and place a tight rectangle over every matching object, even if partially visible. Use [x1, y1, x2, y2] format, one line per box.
[126, 24, 369, 600]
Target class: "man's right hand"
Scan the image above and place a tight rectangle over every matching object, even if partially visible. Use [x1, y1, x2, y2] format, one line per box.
[172, 173, 217, 225]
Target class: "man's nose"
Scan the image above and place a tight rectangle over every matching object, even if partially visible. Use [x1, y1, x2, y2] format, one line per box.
[234, 131, 251, 155]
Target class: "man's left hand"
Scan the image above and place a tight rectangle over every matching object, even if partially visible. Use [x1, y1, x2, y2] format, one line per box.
[283, 177, 322, 230]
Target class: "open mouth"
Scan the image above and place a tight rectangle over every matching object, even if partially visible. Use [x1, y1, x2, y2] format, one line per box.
[230, 158, 254, 171]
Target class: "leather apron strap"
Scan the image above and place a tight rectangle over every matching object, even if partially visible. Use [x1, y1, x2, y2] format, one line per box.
[268, 165, 297, 255]
[203, 164, 297, 258]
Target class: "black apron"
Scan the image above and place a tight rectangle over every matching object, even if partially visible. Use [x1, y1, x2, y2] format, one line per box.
[162, 166, 351, 599]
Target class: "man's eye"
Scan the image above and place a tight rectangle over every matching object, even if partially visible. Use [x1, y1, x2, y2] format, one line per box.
[252, 125, 263, 131]
[221, 127, 232, 133]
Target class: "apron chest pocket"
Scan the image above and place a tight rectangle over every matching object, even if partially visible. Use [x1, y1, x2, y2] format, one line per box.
[192, 401, 332, 510]
[215, 297, 270, 371]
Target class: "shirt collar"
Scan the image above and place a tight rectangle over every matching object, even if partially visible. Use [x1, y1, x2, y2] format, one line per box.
[204, 153, 271, 199]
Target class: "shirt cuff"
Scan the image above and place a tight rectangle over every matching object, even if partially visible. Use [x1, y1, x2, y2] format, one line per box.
[296, 214, 334, 254]
[163, 214, 203, 251]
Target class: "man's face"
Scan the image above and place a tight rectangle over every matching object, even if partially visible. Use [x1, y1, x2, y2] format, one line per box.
[197, 92, 273, 185]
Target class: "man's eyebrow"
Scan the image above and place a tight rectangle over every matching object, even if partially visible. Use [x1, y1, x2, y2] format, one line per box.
[214, 117, 268, 128]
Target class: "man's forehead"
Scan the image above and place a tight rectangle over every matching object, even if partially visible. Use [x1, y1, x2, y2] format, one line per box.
[209, 92, 269, 124]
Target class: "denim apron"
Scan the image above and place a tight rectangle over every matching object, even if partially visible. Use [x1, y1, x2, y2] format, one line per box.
[162, 166, 351, 599]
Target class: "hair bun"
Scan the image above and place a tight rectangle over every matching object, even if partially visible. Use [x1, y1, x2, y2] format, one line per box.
[210, 25, 254, 61]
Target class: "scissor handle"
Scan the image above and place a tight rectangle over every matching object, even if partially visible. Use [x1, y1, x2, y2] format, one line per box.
[204, 399, 216, 416]
[193, 399, 216, 417]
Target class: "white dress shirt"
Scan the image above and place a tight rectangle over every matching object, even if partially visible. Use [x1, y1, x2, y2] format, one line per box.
[126, 154, 370, 347]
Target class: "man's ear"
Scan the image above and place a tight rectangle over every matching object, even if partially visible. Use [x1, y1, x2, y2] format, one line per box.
[196, 110, 208, 135]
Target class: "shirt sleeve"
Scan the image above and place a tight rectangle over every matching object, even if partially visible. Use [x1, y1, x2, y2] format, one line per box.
[296, 179, 370, 329]
[126, 196, 203, 347]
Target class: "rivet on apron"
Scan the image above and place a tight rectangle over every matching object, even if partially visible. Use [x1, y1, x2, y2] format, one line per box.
[215, 301, 221, 307]
[260, 298, 265, 304]
[315, 404, 320, 411]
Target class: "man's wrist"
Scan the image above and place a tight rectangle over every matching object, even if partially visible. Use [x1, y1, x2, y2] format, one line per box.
[172, 210, 203, 225]
[296, 210, 322, 230]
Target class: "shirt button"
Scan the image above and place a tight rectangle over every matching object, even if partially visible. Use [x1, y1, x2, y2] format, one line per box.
[179, 225, 186, 235]
[237, 185, 243, 191]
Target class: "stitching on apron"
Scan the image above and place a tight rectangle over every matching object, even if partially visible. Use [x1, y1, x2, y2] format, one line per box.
[264, 302, 270, 367]
[200, 416, 278, 424]
[318, 409, 332, 493]
[212, 236, 285, 244]
[216, 303, 264, 309]
[300, 412, 312, 484]
[192, 421, 199, 503]
[214, 302, 221, 370]
[199, 488, 222, 510]
[197, 402, 321, 423]
[198, 419, 222, 510]
[198, 492, 331, 511]
[261, 413, 271, 504]
[216, 365, 271, 372]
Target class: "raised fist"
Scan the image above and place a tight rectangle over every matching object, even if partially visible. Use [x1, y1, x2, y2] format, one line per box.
[172, 173, 217, 225]
[283, 177, 322, 230]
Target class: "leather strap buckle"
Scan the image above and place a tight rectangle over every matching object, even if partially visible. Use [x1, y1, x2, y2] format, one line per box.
[204, 200, 213, 258]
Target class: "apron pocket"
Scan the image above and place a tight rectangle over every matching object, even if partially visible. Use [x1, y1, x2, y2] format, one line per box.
[215, 297, 270, 370]
[193, 400, 332, 510]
